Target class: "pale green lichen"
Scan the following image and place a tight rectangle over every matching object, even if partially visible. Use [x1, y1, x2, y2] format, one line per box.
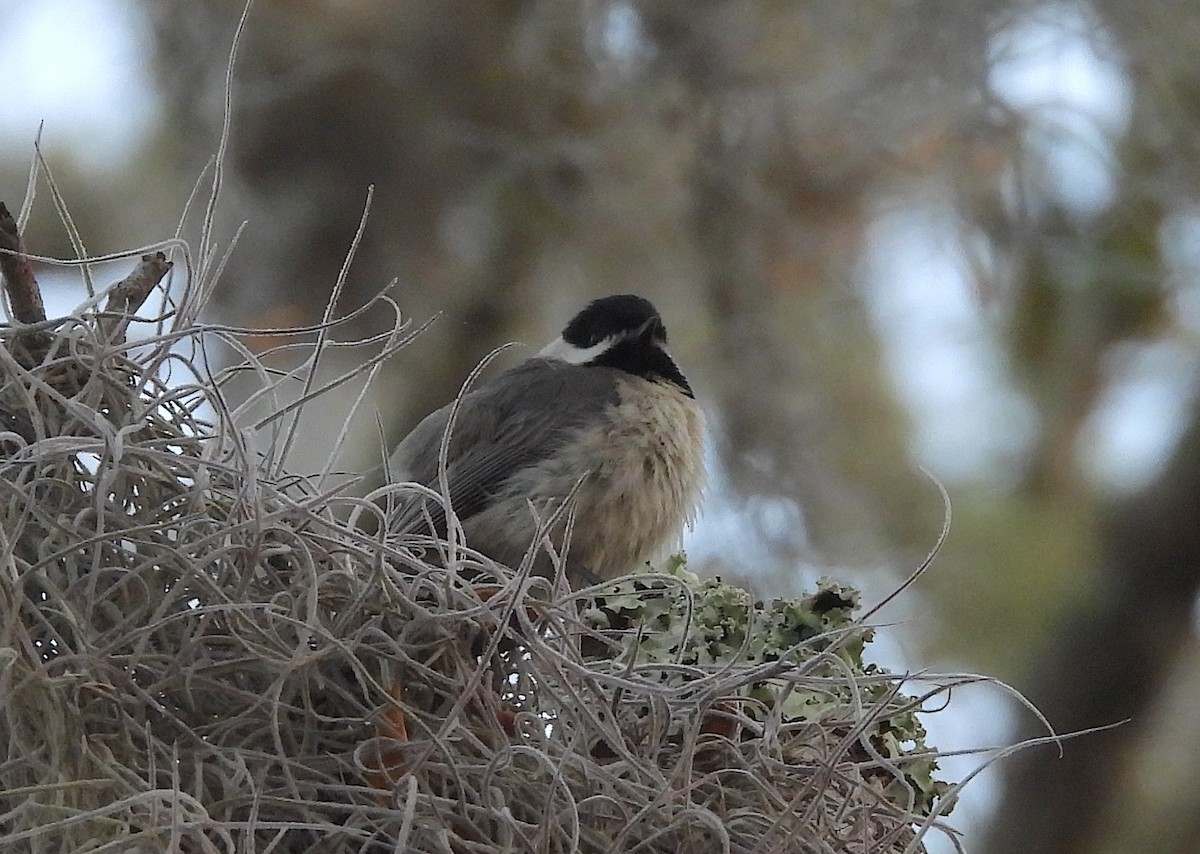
[581, 556, 951, 819]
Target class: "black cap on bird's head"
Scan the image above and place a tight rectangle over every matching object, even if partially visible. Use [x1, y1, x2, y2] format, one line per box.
[541, 294, 692, 397]
[561, 294, 667, 349]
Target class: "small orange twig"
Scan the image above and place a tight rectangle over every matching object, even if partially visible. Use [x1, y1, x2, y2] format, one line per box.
[364, 682, 410, 795]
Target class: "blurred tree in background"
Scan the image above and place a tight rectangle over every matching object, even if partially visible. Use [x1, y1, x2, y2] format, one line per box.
[6, 0, 1200, 850]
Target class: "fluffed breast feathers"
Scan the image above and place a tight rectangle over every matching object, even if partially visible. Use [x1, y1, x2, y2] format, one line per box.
[385, 361, 705, 584]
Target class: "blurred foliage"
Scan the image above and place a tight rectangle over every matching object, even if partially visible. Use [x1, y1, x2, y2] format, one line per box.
[927, 491, 1099, 675]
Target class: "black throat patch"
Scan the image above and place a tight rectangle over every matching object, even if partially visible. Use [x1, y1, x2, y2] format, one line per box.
[590, 337, 694, 398]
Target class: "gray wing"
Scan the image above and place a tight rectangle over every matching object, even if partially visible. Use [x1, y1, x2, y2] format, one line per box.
[385, 358, 620, 533]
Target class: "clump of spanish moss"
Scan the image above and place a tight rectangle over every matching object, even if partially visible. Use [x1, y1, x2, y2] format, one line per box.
[0, 198, 965, 853]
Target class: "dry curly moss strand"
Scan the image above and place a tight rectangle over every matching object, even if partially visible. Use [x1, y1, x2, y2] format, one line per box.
[0, 221, 978, 854]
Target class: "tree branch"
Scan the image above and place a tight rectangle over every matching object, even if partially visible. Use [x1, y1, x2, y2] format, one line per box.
[0, 201, 45, 325]
[98, 252, 173, 343]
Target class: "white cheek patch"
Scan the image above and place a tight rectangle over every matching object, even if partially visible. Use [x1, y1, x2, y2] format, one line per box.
[539, 335, 613, 365]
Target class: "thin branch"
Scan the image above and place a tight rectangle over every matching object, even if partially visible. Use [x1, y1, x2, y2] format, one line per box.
[98, 252, 175, 344]
[0, 201, 45, 325]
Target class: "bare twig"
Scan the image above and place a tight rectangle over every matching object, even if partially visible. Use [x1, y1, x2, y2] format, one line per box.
[0, 200, 45, 324]
[98, 252, 174, 343]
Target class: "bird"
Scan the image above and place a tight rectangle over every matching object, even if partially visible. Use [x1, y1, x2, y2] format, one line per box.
[383, 294, 705, 589]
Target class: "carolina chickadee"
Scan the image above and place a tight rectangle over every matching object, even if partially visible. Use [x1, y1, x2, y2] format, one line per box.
[385, 294, 705, 587]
